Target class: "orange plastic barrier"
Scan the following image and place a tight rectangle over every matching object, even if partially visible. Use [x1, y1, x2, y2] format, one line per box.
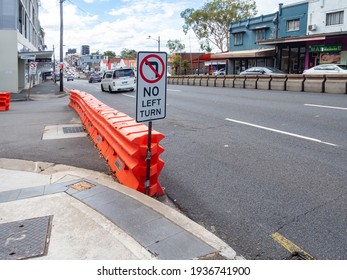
[0, 92, 10, 111]
[69, 90, 165, 196]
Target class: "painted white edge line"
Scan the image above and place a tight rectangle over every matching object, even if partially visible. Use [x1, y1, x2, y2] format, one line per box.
[122, 94, 135, 98]
[304, 104, 347, 111]
[225, 118, 338, 147]
[168, 89, 182, 92]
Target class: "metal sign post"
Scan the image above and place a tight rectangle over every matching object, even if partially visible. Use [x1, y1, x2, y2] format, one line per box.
[27, 62, 38, 100]
[136, 51, 167, 195]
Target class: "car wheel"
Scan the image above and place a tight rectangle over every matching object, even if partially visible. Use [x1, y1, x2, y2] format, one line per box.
[130, 88, 135, 92]
[101, 85, 105, 92]
[109, 86, 113, 93]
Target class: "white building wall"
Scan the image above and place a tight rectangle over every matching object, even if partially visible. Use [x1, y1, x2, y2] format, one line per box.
[307, 0, 347, 34]
[0, 31, 19, 92]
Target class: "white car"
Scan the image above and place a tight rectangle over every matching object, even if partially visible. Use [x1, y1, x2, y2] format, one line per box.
[303, 64, 347, 74]
[101, 68, 136, 93]
[213, 68, 226, 75]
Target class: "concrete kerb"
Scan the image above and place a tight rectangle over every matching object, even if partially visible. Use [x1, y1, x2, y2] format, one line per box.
[0, 158, 242, 260]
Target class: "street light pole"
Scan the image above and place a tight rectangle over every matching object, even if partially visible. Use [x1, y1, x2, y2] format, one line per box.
[59, 0, 65, 92]
[147, 35, 160, 51]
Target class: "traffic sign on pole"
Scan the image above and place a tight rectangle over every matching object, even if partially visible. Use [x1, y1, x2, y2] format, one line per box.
[136, 51, 167, 123]
[29, 62, 38, 75]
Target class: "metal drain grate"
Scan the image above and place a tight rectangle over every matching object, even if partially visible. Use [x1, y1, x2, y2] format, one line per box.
[0, 216, 52, 260]
[63, 126, 84, 134]
[290, 251, 315, 260]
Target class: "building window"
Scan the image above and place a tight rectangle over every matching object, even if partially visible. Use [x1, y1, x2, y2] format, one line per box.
[287, 19, 300, 31]
[326, 11, 344, 26]
[255, 29, 266, 42]
[234, 33, 243, 46]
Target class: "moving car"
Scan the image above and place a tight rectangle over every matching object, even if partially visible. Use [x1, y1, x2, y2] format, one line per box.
[67, 75, 74, 81]
[101, 68, 136, 93]
[303, 64, 347, 74]
[240, 67, 284, 75]
[89, 73, 101, 83]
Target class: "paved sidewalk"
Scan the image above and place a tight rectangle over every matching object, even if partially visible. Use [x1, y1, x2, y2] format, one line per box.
[0, 80, 242, 260]
[0, 159, 239, 260]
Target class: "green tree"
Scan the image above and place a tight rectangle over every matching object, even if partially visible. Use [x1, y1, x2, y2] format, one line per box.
[172, 55, 181, 75]
[166, 39, 185, 54]
[120, 48, 137, 59]
[182, 60, 190, 75]
[181, 0, 257, 52]
[103, 50, 116, 58]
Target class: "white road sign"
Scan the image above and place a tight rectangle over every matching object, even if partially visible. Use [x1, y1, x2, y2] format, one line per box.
[136, 51, 167, 123]
[29, 62, 38, 75]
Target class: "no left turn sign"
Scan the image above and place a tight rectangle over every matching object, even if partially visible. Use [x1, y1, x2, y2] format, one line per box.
[139, 54, 165, 84]
[136, 52, 167, 123]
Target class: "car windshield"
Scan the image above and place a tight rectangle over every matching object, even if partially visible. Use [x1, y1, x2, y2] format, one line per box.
[114, 69, 135, 78]
[338, 65, 347, 70]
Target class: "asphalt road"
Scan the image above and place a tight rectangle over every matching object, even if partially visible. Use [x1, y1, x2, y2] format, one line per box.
[66, 79, 347, 260]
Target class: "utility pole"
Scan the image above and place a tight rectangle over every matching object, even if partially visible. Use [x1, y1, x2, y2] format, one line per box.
[53, 45, 56, 83]
[59, 0, 65, 92]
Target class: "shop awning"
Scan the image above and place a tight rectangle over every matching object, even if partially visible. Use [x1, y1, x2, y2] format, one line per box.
[18, 50, 53, 60]
[212, 48, 276, 59]
[258, 35, 326, 45]
[191, 53, 228, 63]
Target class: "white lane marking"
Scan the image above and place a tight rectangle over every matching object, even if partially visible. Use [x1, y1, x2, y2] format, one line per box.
[168, 89, 182, 92]
[122, 93, 169, 105]
[122, 94, 135, 98]
[304, 104, 347, 111]
[225, 118, 338, 147]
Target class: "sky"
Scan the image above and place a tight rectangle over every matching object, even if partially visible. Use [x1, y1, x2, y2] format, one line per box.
[39, 0, 301, 57]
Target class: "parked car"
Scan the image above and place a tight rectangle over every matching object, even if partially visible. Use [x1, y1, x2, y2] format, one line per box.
[89, 73, 101, 83]
[303, 64, 347, 74]
[240, 67, 284, 75]
[67, 75, 74, 81]
[53, 73, 60, 82]
[213, 68, 226, 75]
[101, 68, 136, 93]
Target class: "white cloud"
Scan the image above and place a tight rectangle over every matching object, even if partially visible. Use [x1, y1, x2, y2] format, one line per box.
[39, 0, 303, 57]
[39, 0, 201, 57]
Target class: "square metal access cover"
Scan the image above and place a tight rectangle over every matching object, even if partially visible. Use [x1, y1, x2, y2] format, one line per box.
[63, 126, 84, 134]
[0, 216, 53, 260]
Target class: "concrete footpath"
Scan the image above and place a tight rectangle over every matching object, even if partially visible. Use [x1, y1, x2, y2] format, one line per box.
[0, 80, 242, 260]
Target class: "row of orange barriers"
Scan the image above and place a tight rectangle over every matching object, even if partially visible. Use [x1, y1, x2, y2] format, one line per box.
[0, 92, 10, 111]
[69, 90, 165, 196]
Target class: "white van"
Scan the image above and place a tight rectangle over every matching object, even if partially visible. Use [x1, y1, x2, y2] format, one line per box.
[101, 68, 136, 93]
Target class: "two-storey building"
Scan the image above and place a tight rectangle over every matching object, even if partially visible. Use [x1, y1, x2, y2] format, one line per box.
[0, 0, 52, 93]
[259, 0, 347, 71]
[217, 13, 278, 74]
[219, 0, 347, 74]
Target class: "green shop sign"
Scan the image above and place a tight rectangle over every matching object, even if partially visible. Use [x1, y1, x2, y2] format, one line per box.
[308, 44, 343, 53]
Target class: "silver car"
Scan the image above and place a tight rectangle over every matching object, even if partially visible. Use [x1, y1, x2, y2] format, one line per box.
[240, 67, 284, 75]
[303, 64, 347, 74]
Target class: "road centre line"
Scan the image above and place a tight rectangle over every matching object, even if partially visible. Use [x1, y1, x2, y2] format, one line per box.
[304, 104, 347, 111]
[225, 118, 338, 147]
